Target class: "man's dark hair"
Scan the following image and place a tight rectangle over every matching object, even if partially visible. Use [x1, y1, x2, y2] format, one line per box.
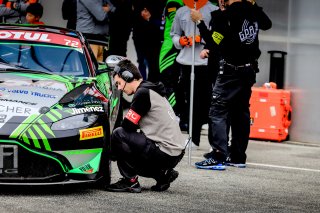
[26, 3, 43, 18]
[114, 59, 143, 80]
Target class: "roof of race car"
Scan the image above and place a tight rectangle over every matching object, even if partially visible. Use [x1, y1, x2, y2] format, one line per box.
[0, 24, 85, 48]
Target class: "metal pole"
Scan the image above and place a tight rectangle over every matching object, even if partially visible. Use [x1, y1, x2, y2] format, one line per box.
[188, 0, 198, 165]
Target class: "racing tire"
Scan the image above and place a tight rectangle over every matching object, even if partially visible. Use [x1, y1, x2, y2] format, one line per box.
[95, 119, 112, 189]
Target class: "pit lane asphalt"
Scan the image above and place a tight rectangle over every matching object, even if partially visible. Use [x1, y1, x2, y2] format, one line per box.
[0, 132, 319, 213]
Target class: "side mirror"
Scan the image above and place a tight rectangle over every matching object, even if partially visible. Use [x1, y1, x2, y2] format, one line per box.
[105, 55, 126, 69]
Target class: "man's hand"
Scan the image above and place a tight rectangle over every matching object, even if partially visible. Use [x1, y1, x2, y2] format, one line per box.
[195, 35, 201, 43]
[200, 49, 210, 59]
[247, 0, 256, 5]
[141, 8, 151, 21]
[103, 5, 110, 13]
[190, 9, 203, 23]
[179, 36, 191, 47]
[180, 36, 201, 47]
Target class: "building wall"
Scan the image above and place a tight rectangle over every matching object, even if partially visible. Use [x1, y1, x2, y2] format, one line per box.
[41, 0, 320, 144]
[41, 0, 66, 27]
[257, 0, 320, 143]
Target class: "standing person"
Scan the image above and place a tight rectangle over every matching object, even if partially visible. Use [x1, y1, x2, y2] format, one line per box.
[106, 59, 185, 193]
[132, 0, 165, 82]
[0, 2, 19, 22]
[159, 0, 184, 119]
[1, 0, 37, 24]
[62, 0, 77, 30]
[192, 0, 272, 170]
[108, 0, 132, 57]
[190, 0, 230, 160]
[76, 0, 115, 62]
[25, 2, 44, 25]
[170, 1, 218, 148]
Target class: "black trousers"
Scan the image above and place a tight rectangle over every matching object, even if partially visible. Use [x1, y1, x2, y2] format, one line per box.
[111, 127, 183, 180]
[179, 65, 211, 145]
[209, 65, 256, 163]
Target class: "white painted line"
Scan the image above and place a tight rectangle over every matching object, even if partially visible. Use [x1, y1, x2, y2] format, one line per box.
[247, 162, 320, 173]
[190, 156, 320, 173]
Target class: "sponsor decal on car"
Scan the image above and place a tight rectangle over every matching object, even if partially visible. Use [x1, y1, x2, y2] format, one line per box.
[0, 98, 37, 106]
[0, 87, 57, 99]
[79, 126, 104, 141]
[71, 106, 104, 115]
[0, 30, 82, 48]
[79, 163, 94, 174]
[0, 104, 32, 114]
[21, 83, 66, 92]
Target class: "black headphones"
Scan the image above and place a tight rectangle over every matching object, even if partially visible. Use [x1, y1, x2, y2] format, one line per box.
[114, 65, 134, 83]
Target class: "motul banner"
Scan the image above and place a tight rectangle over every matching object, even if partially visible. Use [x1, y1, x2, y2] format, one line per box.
[0, 30, 81, 48]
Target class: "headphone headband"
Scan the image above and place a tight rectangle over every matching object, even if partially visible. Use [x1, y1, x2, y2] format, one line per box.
[114, 65, 134, 83]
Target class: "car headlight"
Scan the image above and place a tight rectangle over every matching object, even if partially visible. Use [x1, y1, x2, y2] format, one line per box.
[51, 114, 98, 130]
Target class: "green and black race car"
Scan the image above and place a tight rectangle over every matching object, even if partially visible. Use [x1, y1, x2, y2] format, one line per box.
[0, 24, 123, 187]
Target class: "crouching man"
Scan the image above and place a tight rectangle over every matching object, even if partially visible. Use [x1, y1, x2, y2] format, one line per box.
[105, 59, 185, 193]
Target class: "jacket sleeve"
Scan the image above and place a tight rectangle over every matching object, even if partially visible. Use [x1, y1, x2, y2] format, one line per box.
[121, 87, 151, 132]
[79, 0, 109, 22]
[13, 2, 29, 13]
[198, 11, 225, 51]
[170, 8, 184, 50]
[0, 5, 19, 16]
[253, 3, 272, 31]
[62, 0, 74, 20]
[197, 20, 214, 50]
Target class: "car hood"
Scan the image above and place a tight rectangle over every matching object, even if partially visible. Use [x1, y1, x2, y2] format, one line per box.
[0, 72, 95, 126]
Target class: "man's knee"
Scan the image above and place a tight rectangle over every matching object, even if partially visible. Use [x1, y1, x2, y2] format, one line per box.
[111, 127, 124, 141]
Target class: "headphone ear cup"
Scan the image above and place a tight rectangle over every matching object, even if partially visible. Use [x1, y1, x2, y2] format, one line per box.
[121, 70, 134, 83]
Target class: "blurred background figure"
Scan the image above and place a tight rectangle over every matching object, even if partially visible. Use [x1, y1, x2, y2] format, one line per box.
[108, 0, 133, 57]
[26, 2, 44, 24]
[170, 1, 218, 148]
[1, 0, 38, 24]
[62, 0, 77, 29]
[76, 0, 115, 62]
[132, 0, 165, 82]
[159, 0, 184, 117]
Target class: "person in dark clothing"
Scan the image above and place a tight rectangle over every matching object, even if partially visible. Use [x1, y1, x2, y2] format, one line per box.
[26, 2, 44, 24]
[105, 59, 185, 193]
[159, 0, 184, 121]
[191, 0, 272, 170]
[132, 0, 165, 82]
[1, 0, 37, 24]
[62, 0, 77, 30]
[108, 0, 132, 57]
[170, 1, 218, 148]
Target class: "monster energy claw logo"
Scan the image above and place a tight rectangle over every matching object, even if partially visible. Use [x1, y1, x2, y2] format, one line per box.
[239, 19, 258, 44]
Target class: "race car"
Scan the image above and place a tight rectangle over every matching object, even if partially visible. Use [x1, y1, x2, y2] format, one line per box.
[0, 24, 123, 187]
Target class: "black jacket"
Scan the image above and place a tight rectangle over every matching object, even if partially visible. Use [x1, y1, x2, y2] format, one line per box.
[197, 1, 272, 66]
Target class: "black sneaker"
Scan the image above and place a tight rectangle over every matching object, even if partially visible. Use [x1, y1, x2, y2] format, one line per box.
[195, 158, 226, 170]
[226, 157, 246, 168]
[105, 176, 141, 193]
[203, 151, 215, 159]
[151, 169, 179, 192]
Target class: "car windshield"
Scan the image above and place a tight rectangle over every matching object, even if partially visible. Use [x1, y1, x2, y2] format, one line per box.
[0, 42, 90, 76]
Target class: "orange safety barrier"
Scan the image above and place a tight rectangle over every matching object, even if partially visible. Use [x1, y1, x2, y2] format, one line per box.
[249, 83, 292, 142]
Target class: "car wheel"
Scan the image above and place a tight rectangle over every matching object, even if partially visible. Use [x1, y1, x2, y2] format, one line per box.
[95, 120, 111, 188]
